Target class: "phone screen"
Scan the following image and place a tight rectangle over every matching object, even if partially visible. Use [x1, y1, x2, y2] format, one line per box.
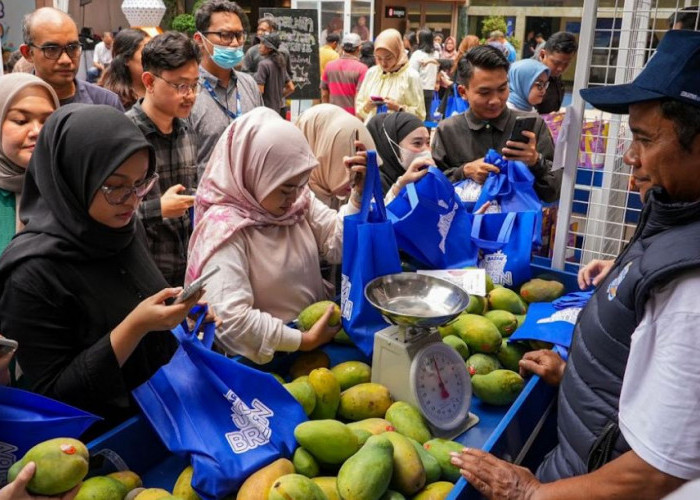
[174, 265, 221, 304]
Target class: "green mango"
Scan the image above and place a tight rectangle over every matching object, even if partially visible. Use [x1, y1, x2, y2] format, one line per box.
[268, 473, 327, 500]
[496, 340, 528, 372]
[308, 367, 341, 420]
[350, 428, 373, 446]
[333, 328, 354, 345]
[331, 361, 371, 391]
[484, 310, 518, 337]
[519, 278, 565, 303]
[515, 314, 527, 330]
[412, 481, 454, 499]
[422, 439, 465, 482]
[270, 373, 285, 384]
[472, 370, 525, 405]
[337, 435, 394, 500]
[407, 437, 441, 484]
[451, 314, 502, 354]
[383, 432, 426, 496]
[297, 301, 341, 331]
[466, 353, 501, 376]
[293, 447, 320, 478]
[106, 471, 142, 492]
[442, 335, 470, 360]
[311, 477, 340, 500]
[283, 380, 317, 416]
[75, 476, 127, 500]
[8, 437, 89, 496]
[294, 420, 359, 464]
[380, 491, 406, 499]
[384, 401, 432, 444]
[346, 418, 395, 435]
[465, 294, 488, 315]
[487, 288, 527, 315]
[171, 466, 200, 500]
[338, 383, 393, 421]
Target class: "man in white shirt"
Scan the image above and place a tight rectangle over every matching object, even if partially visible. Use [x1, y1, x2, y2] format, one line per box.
[450, 29, 700, 499]
[87, 31, 113, 83]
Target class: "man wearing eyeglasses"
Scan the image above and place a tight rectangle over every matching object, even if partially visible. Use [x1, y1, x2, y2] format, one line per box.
[534, 31, 578, 114]
[18, 8, 123, 111]
[190, 0, 263, 179]
[125, 33, 200, 287]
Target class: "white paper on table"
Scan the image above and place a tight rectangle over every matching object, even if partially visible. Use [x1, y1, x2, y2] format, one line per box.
[417, 269, 486, 297]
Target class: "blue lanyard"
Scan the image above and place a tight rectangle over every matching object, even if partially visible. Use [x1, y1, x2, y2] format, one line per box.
[202, 79, 240, 121]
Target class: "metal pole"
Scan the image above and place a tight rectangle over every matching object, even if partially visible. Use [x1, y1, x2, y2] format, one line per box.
[550, 0, 599, 269]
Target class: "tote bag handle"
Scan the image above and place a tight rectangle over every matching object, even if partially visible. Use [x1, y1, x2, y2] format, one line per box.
[358, 151, 388, 222]
[471, 212, 517, 251]
[170, 304, 215, 349]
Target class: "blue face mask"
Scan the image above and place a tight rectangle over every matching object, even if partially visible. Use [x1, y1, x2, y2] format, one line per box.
[204, 37, 244, 69]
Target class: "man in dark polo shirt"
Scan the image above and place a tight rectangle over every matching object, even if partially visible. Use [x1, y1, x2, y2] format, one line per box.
[19, 7, 123, 110]
[534, 31, 577, 114]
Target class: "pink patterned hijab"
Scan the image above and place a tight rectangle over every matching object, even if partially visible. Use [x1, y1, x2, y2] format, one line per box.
[186, 107, 319, 282]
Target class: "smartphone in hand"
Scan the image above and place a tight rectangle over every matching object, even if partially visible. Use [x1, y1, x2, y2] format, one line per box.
[509, 116, 537, 144]
[173, 265, 220, 304]
[370, 95, 385, 104]
[0, 338, 18, 356]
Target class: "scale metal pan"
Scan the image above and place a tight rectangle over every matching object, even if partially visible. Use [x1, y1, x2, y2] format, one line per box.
[364, 273, 470, 328]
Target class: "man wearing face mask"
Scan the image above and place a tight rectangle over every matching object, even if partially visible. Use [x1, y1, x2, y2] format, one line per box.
[366, 112, 433, 200]
[190, 0, 263, 179]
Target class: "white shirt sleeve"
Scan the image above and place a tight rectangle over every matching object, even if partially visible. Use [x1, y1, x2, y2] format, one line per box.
[306, 194, 358, 265]
[202, 236, 302, 365]
[619, 269, 700, 480]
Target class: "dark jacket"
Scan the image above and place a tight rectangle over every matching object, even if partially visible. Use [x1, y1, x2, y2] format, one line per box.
[537, 188, 700, 481]
[0, 226, 176, 430]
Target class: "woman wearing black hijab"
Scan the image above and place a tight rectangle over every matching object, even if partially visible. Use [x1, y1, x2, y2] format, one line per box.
[0, 104, 203, 429]
[366, 111, 433, 197]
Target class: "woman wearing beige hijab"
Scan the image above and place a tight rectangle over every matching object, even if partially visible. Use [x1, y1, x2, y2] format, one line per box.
[0, 74, 59, 252]
[355, 28, 425, 123]
[187, 107, 366, 364]
[295, 104, 377, 209]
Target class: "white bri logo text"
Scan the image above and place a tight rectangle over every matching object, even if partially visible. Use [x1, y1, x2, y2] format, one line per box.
[224, 391, 274, 454]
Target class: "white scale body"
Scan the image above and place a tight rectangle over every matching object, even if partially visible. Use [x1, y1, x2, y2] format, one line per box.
[371, 324, 479, 440]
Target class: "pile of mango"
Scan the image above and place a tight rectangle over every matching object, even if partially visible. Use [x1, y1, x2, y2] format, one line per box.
[5, 437, 188, 499]
[437, 277, 565, 405]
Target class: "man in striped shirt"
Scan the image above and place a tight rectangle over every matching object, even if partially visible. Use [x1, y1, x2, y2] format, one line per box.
[321, 33, 368, 115]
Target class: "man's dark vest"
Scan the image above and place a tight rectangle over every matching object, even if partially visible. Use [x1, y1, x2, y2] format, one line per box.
[537, 188, 700, 481]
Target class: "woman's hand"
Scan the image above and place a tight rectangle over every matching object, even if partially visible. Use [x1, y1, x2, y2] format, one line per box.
[124, 287, 203, 337]
[344, 141, 368, 208]
[392, 156, 432, 196]
[0, 334, 15, 386]
[299, 304, 340, 351]
[577, 259, 615, 290]
[519, 349, 566, 386]
[0, 462, 79, 500]
[383, 97, 401, 112]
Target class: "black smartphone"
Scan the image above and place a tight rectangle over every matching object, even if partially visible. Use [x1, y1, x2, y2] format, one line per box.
[509, 116, 537, 144]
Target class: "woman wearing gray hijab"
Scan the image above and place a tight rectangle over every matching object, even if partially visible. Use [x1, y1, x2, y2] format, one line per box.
[0, 74, 58, 252]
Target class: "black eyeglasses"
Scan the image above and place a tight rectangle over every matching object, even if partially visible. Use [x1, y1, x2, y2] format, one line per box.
[202, 30, 247, 44]
[100, 173, 159, 205]
[30, 42, 82, 60]
[153, 75, 201, 96]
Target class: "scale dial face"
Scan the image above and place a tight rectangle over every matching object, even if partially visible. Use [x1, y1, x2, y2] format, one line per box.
[410, 342, 472, 431]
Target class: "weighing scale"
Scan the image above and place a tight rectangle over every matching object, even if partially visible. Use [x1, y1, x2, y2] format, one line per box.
[365, 273, 479, 439]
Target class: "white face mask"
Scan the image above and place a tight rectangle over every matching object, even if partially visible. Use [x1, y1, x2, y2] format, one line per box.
[400, 149, 433, 170]
[383, 127, 433, 171]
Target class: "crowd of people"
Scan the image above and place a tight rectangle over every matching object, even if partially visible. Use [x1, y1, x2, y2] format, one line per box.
[0, 1, 699, 499]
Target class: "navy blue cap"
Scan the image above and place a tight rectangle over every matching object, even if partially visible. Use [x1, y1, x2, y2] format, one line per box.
[580, 30, 700, 114]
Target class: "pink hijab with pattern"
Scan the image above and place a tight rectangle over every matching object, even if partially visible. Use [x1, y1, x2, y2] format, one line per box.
[186, 107, 319, 283]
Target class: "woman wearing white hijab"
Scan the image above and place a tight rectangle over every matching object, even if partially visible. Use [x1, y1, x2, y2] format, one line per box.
[187, 107, 365, 364]
[0, 74, 59, 252]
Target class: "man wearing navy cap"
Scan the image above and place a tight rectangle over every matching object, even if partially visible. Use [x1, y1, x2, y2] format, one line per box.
[451, 29, 700, 499]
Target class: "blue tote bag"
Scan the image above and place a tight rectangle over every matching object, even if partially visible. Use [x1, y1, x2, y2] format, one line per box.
[341, 151, 402, 357]
[387, 167, 477, 269]
[471, 211, 536, 288]
[133, 306, 306, 500]
[444, 84, 468, 118]
[472, 149, 543, 245]
[429, 91, 442, 122]
[0, 387, 100, 483]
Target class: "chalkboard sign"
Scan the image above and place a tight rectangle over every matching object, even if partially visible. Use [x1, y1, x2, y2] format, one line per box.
[259, 8, 320, 100]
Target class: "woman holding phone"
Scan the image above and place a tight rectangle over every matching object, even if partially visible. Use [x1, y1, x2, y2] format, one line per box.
[355, 29, 425, 123]
[0, 105, 204, 429]
[187, 107, 366, 364]
[294, 104, 377, 209]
